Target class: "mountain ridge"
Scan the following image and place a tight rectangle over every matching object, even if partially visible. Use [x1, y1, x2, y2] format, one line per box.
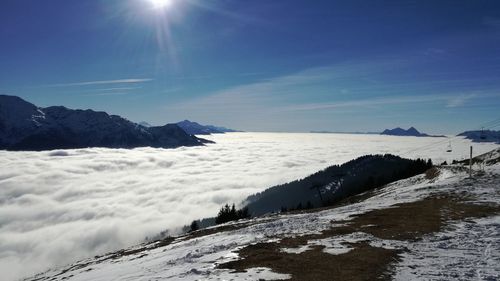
[381, 127, 427, 136]
[381, 127, 444, 137]
[176, 119, 239, 135]
[0, 95, 208, 151]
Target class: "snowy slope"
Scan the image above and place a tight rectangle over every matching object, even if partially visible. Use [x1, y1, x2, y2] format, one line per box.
[26, 150, 500, 281]
[0, 95, 205, 150]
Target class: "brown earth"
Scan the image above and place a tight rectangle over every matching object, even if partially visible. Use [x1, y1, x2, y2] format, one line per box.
[221, 242, 399, 281]
[218, 194, 500, 281]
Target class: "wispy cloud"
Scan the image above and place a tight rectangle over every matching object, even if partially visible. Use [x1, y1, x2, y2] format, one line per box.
[483, 16, 500, 29]
[82, 86, 143, 96]
[163, 67, 331, 122]
[84, 92, 133, 97]
[90, 87, 143, 92]
[170, 71, 279, 81]
[423, 48, 447, 57]
[163, 61, 433, 114]
[446, 93, 477, 108]
[281, 95, 447, 111]
[44, 78, 153, 87]
[163, 59, 500, 131]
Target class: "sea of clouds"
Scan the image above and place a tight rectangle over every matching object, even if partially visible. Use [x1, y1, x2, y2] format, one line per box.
[0, 132, 498, 280]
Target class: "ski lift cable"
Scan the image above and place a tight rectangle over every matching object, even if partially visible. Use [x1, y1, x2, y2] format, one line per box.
[478, 117, 500, 127]
[484, 120, 500, 130]
[399, 116, 500, 156]
[480, 121, 500, 129]
[402, 136, 460, 155]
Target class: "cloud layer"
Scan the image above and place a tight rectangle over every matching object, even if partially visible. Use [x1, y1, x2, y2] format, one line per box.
[0, 133, 497, 280]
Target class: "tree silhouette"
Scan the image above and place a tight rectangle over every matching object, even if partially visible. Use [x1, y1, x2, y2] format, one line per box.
[215, 203, 250, 224]
[310, 182, 324, 202]
[190, 220, 199, 232]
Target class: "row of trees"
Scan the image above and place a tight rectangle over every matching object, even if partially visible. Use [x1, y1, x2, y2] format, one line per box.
[215, 203, 250, 224]
[314, 157, 434, 208]
[186, 203, 251, 233]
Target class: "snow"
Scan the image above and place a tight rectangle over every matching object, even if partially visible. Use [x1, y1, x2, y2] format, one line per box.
[394, 216, 500, 281]
[281, 244, 312, 254]
[309, 235, 357, 255]
[30, 232, 289, 281]
[301, 230, 405, 256]
[25, 149, 500, 281]
[214, 267, 291, 281]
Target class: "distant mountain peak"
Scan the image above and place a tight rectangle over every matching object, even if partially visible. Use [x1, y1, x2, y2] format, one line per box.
[176, 119, 239, 135]
[381, 127, 428, 137]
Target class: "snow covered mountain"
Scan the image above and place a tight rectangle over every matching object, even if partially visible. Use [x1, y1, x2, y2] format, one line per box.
[0, 95, 207, 151]
[176, 120, 239, 135]
[25, 148, 500, 281]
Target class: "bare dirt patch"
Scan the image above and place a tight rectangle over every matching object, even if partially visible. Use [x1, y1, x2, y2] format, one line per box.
[344, 195, 499, 240]
[220, 242, 399, 281]
[218, 194, 500, 280]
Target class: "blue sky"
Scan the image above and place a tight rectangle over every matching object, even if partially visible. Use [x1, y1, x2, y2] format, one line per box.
[1, 0, 500, 133]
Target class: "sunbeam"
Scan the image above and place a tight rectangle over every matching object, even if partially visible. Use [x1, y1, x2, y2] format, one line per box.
[150, 0, 174, 10]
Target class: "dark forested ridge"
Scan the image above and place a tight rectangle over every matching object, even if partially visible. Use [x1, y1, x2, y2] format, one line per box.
[245, 154, 433, 216]
[177, 154, 433, 233]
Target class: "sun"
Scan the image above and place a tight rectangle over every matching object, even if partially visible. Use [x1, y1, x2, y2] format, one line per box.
[149, 0, 174, 10]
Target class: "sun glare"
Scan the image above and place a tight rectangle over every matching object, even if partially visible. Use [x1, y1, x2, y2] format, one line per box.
[150, 0, 173, 9]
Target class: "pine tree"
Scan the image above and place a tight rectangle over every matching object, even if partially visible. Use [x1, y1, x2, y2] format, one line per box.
[190, 220, 199, 232]
[215, 203, 251, 224]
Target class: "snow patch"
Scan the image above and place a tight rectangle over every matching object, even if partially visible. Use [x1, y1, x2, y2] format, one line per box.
[281, 244, 313, 254]
[394, 216, 500, 281]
